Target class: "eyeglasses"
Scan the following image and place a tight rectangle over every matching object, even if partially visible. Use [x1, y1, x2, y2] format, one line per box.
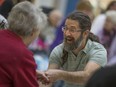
[62, 26, 82, 33]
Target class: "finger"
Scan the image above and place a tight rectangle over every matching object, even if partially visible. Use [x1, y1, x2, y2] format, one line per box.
[42, 74, 50, 82]
[42, 81, 50, 85]
[38, 76, 50, 83]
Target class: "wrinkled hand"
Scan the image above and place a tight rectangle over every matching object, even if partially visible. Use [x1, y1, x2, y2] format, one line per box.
[36, 70, 50, 85]
[45, 69, 62, 83]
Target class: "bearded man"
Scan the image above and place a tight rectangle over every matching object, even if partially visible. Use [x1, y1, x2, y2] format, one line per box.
[37, 11, 107, 87]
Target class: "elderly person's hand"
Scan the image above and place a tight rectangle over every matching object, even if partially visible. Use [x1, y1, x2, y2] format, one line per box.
[45, 69, 62, 83]
[36, 70, 50, 85]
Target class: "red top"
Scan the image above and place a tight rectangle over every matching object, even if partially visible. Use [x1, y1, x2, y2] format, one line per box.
[0, 0, 4, 6]
[0, 30, 38, 87]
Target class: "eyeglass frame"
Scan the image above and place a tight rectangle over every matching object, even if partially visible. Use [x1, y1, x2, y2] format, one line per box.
[62, 26, 84, 33]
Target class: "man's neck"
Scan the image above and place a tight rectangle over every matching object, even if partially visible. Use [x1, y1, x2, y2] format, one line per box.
[72, 39, 87, 56]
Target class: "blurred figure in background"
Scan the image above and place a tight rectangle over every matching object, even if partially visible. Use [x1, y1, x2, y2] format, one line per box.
[12, 0, 35, 4]
[108, 36, 116, 66]
[0, 0, 13, 18]
[29, 7, 62, 54]
[0, 0, 35, 19]
[76, 0, 94, 21]
[106, 1, 116, 11]
[96, 10, 116, 62]
[91, 1, 116, 35]
[42, 8, 62, 54]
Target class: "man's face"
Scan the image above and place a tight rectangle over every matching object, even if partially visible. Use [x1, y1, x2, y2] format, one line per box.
[63, 19, 84, 52]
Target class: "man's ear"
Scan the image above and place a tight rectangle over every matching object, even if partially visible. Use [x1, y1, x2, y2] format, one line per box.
[83, 30, 89, 38]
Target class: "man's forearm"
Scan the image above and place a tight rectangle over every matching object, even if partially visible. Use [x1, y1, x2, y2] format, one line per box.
[59, 70, 90, 84]
[45, 69, 90, 84]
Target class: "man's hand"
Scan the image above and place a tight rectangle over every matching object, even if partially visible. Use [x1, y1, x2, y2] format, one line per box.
[36, 70, 50, 85]
[45, 69, 62, 83]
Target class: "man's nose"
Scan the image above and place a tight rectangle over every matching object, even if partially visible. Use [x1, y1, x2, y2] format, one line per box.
[65, 29, 72, 36]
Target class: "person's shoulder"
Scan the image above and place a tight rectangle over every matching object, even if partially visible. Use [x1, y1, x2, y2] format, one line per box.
[88, 40, 106, 53]
[53, 43, 63, 51]
[88, 40, 107, 66]
[51, 43, 63, 55]
[92, 41, 105, 49]
[90, 40, 107, 54]
[3, 30, 30, 55]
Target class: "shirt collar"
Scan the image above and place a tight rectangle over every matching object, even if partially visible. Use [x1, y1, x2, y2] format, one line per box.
[82, 39, 92, 54]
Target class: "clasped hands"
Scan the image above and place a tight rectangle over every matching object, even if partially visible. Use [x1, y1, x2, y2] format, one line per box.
[36, 69, 61, 85]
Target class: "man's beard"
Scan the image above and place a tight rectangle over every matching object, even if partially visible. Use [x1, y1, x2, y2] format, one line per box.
[63, 34, 83, 52]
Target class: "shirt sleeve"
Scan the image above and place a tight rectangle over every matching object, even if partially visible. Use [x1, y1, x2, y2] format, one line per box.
[89, 45, 107, 67]
[49, 45, 63, 67]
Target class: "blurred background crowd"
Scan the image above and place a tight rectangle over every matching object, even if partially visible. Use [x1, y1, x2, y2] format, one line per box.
[0, 0, 116, 81]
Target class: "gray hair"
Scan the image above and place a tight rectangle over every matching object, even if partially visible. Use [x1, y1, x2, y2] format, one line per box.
[7, 1, 47, 37]
[106, 10, 116, 25]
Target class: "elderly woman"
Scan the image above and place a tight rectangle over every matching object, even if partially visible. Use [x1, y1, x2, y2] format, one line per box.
[0, 1, 47, 87]
[96, 10, 116, 62]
